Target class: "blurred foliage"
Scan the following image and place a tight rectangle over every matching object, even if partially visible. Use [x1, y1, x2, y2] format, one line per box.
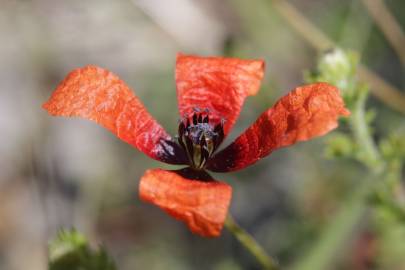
[49, 229, 116, 270]
[302, 48, 405, 270]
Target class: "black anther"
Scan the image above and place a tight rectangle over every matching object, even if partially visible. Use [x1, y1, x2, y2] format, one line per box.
[177, 111, 225, 170]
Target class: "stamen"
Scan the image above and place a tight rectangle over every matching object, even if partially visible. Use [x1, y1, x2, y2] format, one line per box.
[177, 109, 225, 170]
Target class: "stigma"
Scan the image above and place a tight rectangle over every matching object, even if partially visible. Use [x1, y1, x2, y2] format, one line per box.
[177, 109, 224, 170]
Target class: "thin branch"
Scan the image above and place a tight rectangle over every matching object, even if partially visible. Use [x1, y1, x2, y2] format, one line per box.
[270, 0, 405, 114]
[225, 214, 279, 270]
[360, 0, 405, 66]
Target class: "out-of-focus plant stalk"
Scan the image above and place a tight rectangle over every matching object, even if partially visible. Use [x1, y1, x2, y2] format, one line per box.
[290, 174, 375, 270]
[225, 214, 279, 270]
[360, 0, 405, 66]
[269, 0, 405, 114]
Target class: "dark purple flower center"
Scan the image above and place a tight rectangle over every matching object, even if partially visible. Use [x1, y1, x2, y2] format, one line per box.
[177, 109, 224, 170]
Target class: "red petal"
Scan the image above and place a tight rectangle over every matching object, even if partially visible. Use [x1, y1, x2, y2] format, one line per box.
[43, 65, 187, 164]
[207, 83, 350, 172]
[176, 53, 264, 136]
[139, 168, 232, 237]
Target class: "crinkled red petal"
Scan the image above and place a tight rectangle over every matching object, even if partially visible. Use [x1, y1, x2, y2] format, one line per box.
[43, 65, 187, 164]
[139, 168, 232, 237]
[207, 82, 350, 172]
[176, 53, 265, 136]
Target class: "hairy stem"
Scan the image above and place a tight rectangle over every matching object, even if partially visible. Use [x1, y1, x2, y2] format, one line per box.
[349, 89, 383, 171]
[225, 214, 279, 270]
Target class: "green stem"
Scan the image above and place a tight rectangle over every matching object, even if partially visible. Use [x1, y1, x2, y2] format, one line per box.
[225, 214, 280, 270]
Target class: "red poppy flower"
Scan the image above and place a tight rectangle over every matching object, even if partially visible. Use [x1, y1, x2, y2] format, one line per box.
[43, 53, 349, 237]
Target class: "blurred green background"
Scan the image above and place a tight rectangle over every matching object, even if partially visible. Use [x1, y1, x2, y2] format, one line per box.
[0, 0, 403, 269]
